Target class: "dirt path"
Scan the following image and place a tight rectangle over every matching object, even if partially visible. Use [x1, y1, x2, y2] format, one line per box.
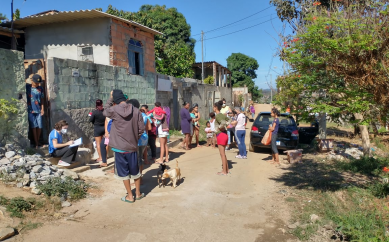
[11, 104, 298, 242]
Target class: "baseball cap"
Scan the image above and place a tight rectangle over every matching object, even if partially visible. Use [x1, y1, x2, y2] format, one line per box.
[32, 74, 43, 83]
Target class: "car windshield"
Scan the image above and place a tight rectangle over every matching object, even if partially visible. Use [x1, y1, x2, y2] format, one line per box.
[255, 114, 296, 127]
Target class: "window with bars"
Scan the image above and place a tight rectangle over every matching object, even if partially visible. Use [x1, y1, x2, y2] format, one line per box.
[128, 39, 144, 76]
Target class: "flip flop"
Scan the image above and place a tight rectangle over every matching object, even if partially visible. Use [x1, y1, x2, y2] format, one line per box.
[217, 172, 228, 176]
[136, 193, 145, 200]
[121, 196, 135, 203]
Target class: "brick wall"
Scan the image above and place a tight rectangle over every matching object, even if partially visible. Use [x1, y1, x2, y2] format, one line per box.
[46, 58, 156, 147]
[110, 19, 156, 73]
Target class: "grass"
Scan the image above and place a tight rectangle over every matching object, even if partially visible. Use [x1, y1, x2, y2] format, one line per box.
[373, 137, 387, 151]
[37, 177, 90, 201]
[169, 129, 184, 137]
[19, 221, 42, 231]
[286, 154, 389, 241]
[0, 196, 44, 218]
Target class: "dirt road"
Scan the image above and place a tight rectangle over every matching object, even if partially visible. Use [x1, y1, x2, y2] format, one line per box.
[13, 104, 298, 242]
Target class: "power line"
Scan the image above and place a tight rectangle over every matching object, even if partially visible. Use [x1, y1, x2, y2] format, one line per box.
[192, 6, 272, 36]
[202, 17, 277, 41]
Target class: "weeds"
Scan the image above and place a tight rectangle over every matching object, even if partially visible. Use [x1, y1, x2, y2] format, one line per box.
[373, 137, 387, 151]
[334, 156, 389, 177]
[37, 177, 90, 201]
[0, 196, 40, 218]
[169, 130, 183, 137]
[19, 221, 42, 231]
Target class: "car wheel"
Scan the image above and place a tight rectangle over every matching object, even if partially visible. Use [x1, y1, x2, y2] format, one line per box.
[249, 143, 256, 152]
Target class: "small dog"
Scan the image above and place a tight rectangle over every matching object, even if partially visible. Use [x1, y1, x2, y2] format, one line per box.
[157, 164, 167, 188]
[162, 160, 181, 188]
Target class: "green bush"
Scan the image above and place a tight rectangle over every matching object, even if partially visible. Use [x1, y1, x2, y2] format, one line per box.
[334, 156, 389, 177]
[37, 177, 90, 201]
[378, 127, 387, 133]
[0, 196, 37, 218]
[203, 76, 214, 85]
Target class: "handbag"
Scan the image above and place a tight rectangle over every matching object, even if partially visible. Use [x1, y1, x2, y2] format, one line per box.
[261, 130, 272, 146]
[104, 137, 109, 145]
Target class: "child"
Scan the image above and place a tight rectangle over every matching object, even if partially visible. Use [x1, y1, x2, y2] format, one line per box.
[209, 112, 216, 148]
[205, 121, 214, 147]
[147, 102, 166, 127]
[190, 108, 199, 127]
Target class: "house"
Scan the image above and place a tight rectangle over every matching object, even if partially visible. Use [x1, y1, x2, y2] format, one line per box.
[0, 9, 162, 75]
[0, 27, 24, 51]
[192, 61, 232, 87]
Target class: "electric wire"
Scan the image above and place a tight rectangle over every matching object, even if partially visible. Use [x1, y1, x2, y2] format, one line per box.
[192, 6, 272, 36]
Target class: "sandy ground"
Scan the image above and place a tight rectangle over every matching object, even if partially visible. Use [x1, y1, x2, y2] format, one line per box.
[10, 104, 298, 242]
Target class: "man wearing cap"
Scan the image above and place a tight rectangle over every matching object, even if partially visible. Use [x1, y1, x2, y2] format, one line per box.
[26, 74, 45, 149]
[103, 89, 145, 203]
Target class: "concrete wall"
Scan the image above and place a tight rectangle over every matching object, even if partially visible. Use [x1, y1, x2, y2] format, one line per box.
[233, 87, 251, 109]
[0, 49, 29, 147]
[46, 58, 156, 148]
[25, 18, 111, 65]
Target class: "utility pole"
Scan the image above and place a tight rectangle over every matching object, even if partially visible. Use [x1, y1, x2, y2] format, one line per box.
[267, 74, 273, 104]
[201, 31, 204, 84]
[11, 0, 16, 50]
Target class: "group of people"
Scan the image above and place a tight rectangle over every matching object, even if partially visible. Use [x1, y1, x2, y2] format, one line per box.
[46, 90, 174, 202]
[179, 98, 253, 175]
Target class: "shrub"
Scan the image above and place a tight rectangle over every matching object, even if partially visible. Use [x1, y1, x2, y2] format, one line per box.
[37, 177, 90, 201]
[334, 156, 389, 177]
[204, 76, 214, 85]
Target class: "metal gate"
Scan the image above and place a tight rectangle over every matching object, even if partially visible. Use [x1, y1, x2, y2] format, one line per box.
[24, 59, 50, 144]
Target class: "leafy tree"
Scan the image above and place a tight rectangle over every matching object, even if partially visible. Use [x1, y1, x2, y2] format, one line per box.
[204, 76, 214, 85]
[0, 13, 7, 22]
[227, 53, 262, 101]
[274, 0, 389, 155]
[14, 9, 20, 20]
[105, 5, 196, 78]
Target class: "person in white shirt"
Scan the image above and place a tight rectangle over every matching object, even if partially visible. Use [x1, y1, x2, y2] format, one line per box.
[234, 108, 247, 159]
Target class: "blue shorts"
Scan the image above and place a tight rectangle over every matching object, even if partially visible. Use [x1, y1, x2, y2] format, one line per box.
[114, 151, 141, 180]
[28, 113, 42, 129]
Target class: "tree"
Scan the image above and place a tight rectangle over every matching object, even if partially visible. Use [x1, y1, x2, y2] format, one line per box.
[227, 53, 262, 101]
[204, 76, 214, 85]
[0, 13, 7, 22]
[14, 9, 20, 20]
[273, 0, 389, 155]
[105, 5, 196, 78]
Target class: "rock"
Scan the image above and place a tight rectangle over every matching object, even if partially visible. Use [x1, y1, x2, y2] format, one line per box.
[13, 161, 25, 167]
[288, 222, 300, 229]
[8, 173, 17, 181]
[323, 224, 333, 230]
[40, 170, 51, 177]
[57, 170, 64, 175]
[50, 166, 58, 172]
[32, 165, 43, 173]
[62, 169, 79, 180]
[5, 144, 14, 151]
[44, 161, 52, 166]
[61, 201, 72, 207]
[31, 188, 41, 195]
[310, 214, 320, 223]
[300, 224, 309, 229]
[16, 183, 23, 188]
[22, 174, 30, 186]
[0, 158, 10, 166]
[30, 182, 36, 188]
[0, 228, 15, 241]
[5, 151, 16, 159]
[0, 147, 6, 155]
[29, 171, 37, 179]
[18, 157, 26, 163]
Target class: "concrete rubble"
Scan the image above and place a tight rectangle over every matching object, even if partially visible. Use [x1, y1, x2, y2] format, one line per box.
[0, 143, 79, 195]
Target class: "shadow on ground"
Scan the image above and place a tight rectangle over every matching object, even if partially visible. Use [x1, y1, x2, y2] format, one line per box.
[270, 160, 345, 192]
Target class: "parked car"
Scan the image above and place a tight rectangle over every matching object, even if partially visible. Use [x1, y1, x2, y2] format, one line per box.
[249, 112, 317, 152]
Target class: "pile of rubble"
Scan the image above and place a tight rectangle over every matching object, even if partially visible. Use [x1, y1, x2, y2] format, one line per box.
[328, 147, 364, 160]
[0, 144, 79, 195]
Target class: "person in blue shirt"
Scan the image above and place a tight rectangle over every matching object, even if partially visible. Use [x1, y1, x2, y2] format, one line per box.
[48, 120, 78, 167]
[99, 117, 112, 168]
[269, 107, 280, 165]
[26, 74, 45, 149]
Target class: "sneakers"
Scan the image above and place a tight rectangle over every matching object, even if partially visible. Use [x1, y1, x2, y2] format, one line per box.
[58, 160, 71, 167]
[226, 147, 231, 151]
[235, 155, 242, 158]
[241, 156, 247, 159]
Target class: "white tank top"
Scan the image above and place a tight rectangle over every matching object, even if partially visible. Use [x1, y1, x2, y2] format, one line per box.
[210, 119, 216, 132]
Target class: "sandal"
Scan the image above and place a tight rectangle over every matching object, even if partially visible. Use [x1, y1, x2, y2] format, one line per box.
[217, 172, 228, 176]
[136, 193, 145, 200]
[121, 196, 135, 203]
[100, 163, 107, 167]
[155, 159, 164, 164]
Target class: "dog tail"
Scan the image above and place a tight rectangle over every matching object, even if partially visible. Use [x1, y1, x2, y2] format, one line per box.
[176, 160, 179, 168]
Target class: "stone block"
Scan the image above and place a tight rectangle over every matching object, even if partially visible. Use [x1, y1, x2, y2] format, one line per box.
[61, 68, 72, 76]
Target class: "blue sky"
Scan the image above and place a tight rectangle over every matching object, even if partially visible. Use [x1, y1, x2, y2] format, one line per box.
[0, 0, 288, 89]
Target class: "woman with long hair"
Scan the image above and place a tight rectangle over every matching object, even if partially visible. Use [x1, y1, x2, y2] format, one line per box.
[269, 107, 280, 165]
[180, 101, 192, 150]
[89, 99, 105, 162]
[214, 100, 230, 175]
